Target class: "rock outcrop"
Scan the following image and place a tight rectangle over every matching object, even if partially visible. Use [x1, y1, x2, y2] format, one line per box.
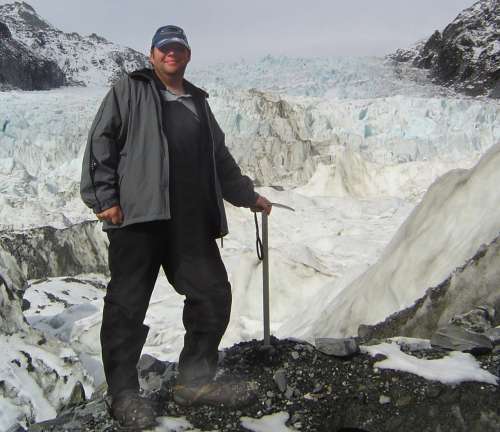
[0, 20, 65, 90]
[389, 0, 499, 98]
[0, 221, 108, 295]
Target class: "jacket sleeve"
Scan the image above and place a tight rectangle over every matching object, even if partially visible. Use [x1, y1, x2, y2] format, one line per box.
[207, 104, 259, 208]
[80, 79, 129, 214]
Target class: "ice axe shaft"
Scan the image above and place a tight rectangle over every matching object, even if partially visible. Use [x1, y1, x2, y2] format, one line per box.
[260, 202, 295, 348]
[262, 211, 270, 347]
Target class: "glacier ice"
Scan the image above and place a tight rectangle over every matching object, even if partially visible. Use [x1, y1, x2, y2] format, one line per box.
[0, 70, 498, 229]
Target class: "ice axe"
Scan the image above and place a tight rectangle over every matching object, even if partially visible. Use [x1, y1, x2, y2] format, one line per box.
[254, 202, 295, 348]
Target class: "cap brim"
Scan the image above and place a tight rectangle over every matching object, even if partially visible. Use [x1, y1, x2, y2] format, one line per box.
[155, 38, 190, 50]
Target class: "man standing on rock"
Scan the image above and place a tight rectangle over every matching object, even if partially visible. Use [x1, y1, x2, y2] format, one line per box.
[80, 25, 272, 430]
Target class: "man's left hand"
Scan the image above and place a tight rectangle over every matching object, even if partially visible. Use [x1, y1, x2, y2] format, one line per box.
[251, 195, 272, 215]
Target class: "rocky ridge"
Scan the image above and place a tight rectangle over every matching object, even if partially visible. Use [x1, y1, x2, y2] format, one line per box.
[389, 0, 500, 98]
[0, 1, 148, 89]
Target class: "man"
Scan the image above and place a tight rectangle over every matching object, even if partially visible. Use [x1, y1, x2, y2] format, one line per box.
[80, 25, 272, 430]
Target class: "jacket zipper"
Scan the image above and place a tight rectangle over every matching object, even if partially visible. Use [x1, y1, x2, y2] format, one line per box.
[89, 156, 102, 212]
[150, 81, 171, 218]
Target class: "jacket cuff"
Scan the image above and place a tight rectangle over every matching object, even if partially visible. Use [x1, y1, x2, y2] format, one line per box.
[251, 191, 260, 207]
[93, 198, 119, 214]
[241, 191, 259, 208]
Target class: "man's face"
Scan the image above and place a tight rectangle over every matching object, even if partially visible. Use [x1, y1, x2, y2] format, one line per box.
[149, 43, 191, 76]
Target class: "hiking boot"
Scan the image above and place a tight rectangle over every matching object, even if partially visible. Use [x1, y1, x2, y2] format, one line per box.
[107, 389, 157, 430]
[173, 380, 258, 408]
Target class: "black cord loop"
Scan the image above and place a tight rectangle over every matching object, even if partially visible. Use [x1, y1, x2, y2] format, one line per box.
[254, 212, 264, 261]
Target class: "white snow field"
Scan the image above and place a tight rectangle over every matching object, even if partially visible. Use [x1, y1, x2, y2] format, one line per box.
[1, 56, 500, 430]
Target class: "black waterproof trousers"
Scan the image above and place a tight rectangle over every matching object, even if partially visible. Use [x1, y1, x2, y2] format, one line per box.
[101, 99, 231, 398]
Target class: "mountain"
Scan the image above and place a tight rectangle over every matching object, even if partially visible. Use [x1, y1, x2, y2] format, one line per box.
[0, 1, 148, 89]
[389, 0, 500, 98]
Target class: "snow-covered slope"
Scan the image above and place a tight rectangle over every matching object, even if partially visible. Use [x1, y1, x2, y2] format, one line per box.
[390, 0, 499, 98]
[0, 1, 148, 87]
[279, 141, 500, 339]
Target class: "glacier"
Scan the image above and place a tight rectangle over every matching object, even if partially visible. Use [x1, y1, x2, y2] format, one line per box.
[0, 54, 499, 429]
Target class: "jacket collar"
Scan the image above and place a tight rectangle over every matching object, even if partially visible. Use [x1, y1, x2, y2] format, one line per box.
[129, 68, 209, 99]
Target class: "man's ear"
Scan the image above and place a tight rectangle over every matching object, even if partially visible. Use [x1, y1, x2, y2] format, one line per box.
[149, 48, 155, 65]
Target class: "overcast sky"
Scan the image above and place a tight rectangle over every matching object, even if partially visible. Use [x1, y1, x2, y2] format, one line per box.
[2, 0, 475, 67]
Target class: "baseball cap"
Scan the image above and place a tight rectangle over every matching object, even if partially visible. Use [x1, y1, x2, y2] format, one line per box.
[151, 25, 190, 50]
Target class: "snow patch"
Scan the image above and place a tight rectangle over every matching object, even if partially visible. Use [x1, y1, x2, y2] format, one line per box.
[361, 342, 498, 386]
[241, 412, 294, 432]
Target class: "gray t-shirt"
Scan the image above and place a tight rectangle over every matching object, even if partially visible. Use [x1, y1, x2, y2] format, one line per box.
[160, 87, 199, 121]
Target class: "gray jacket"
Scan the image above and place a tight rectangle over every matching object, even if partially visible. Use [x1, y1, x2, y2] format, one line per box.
[80, 68, 258, 235]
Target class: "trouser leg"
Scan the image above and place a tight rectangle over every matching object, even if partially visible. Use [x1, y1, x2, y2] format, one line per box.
[162, 221, 232, 386]
[101, 222, 164, 397]
[178, 246, 232, 385]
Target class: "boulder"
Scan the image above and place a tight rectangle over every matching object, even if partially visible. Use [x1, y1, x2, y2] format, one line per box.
[273, 368, 287, 392]
[431, 325, 493, 354]
[315, 337, 359, 357]
[450, 305, 495, 334]
[485, 327, 500, 345]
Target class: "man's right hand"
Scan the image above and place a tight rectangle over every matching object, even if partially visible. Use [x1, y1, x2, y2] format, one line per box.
[96, 205, 123, 225]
